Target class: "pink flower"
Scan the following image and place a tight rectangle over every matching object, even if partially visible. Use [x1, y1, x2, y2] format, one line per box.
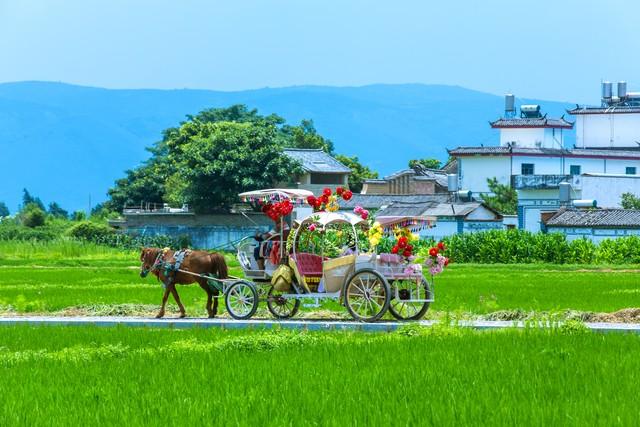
[308, 223, 317, 232]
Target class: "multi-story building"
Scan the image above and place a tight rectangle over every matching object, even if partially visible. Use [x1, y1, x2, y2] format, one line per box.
[449, 82, 640, 231]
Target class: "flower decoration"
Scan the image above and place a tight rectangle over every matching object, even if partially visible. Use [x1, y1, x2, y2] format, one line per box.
[260, 199, 293, 223]
[306, 187, 354, 211]
[368, 222, 383, 248]
[424, 241, 449, 276]
[353, 205, 369, 220]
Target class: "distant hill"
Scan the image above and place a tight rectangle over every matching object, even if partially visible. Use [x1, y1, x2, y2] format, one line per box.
[0, 81, 574, 212]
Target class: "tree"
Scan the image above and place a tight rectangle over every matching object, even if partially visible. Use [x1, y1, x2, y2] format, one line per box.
[335, 155, 379, 193]
[72, 211, 87, 221]
[22, 189, 45, 211]
[167, 121, 302, 213]
[48, 202, 69, 219]
[481, 177, 518, 214]
[20, 203, 46, 227]
[408, 158, 442, 170]
[621, 192, 640, 209]
[282, 119, 334, 153]
[0, 202, 9, 217]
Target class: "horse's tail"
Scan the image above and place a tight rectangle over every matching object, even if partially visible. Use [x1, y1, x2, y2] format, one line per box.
[209, 252, 228, 279]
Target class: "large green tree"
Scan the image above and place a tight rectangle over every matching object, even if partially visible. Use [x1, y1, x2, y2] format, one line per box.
[165, 121, 301, 212]
[106, 104, 378, 212]
[335, 155, 379, 193]
[481, 177, 518, 214]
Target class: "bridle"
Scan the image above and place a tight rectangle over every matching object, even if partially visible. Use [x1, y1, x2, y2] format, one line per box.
[140, 252, 164, 277]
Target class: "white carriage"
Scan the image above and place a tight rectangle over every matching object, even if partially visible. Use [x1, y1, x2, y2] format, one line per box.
[226, 189, 437, 322]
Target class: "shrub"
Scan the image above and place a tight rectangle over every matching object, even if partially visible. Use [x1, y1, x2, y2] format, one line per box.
[67, 221, 115, 241]
[20, 203, 46, 228]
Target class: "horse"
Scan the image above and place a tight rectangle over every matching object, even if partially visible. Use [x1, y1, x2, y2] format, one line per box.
[139, 247, 228, 319]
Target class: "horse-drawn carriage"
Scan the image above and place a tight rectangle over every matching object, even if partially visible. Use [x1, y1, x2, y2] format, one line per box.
[141, 188, 442, 322]
[227, 188, 438, 322]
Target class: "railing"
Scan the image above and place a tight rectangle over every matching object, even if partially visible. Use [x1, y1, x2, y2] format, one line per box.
[511, 175, 570, 190]
[122, 202, 191, 214]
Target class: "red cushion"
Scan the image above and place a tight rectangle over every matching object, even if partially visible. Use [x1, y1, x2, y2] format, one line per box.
[293, 253, 323, 276]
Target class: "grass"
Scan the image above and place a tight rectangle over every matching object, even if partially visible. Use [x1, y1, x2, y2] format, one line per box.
[0, 325, 638, 426]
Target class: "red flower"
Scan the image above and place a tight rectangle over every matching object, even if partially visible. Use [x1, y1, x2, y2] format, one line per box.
[342, 190, 353, 201]
[437, 241, 446, 251]
[391, 245, 399, 254]
[403, 249, 412, 257]
[361, 211, 368, 220]
[322, 188, 332, 197]
[307, 195, 317, 206]
[336, 187, 344, 195]
[398, 236, 408, 248]
[429, 247, 438, 257]
[320, 194, 329, 204]
[444, 257, 450, 266]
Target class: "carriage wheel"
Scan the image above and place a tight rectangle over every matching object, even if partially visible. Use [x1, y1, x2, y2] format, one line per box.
[389, 277, 432, 321]
[343, 269, 390, 322]
[266, 287, 300, 319]
[225, 281, 259, 320]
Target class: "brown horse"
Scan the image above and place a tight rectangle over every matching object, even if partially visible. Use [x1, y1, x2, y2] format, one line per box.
[139, 247, 228, 319]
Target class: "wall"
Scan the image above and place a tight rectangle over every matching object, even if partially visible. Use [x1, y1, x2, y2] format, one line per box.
[576, 113, 640, 148]
[517, 189, 561, 232]
[581, 175, 640, 208]
[458, 156, 511, 193]
[500, 128, 545, 147]
[120, 212, 274, 249]
[547, 226, 640, 243]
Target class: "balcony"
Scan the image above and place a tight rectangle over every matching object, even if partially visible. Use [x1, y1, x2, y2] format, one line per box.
[511, 174, 570, 190]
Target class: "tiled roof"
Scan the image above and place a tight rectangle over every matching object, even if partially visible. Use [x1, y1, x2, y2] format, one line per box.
[490, 117, 573, 129]
[411, 164, 450, 188]
[339, 194, 451, 210]
[568, 106, 640, 115]
[545, 209, 640, 228]
[283, 149, 351, 173]
[376, 201, 499, 219]
[448, 146, 640, 159]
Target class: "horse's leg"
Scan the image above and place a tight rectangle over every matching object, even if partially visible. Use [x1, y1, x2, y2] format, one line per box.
[198, 282, 214, 318]
[156, 287, 170, 318]
[212, 288, 220, 317]
[169, 284, 186, 318]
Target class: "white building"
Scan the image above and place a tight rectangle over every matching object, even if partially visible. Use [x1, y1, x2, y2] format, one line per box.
[449, 83, 640, 232]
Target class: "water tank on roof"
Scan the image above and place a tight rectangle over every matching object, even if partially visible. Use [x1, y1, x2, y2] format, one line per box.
[457, 190, 472, 200]
[505, 94, 515, 117]
[602, 81, 613, 102]
[447, 174, 459, 192]
[520, 104, 541, 118]
[573, 199, 597, 208]
[618, 81, 627, 99]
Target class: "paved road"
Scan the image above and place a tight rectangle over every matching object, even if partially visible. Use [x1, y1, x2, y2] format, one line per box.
[0, 316, 638, 333]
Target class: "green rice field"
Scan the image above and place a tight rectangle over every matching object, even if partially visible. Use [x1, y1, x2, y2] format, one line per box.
[0, 240, 639, 317]
[0, 325, 638, 426]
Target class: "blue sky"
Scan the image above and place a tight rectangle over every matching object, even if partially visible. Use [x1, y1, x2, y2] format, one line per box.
[1, 0, 639, 103]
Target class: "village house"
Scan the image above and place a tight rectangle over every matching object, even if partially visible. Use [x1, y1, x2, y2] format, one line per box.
[361, 164, 449, 195]
[542, 208, 640, 242]
[449, 82, 640, 232]
[282, 148, 351, 193]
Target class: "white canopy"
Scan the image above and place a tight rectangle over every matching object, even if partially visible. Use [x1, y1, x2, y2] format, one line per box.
[297, 211, 367, 227]
[238, 188, 314, 202]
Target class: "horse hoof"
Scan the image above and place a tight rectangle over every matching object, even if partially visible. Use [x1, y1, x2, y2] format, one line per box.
[179, 313, 186, 319]
[155, 312, 165, 319]
[208, 314, 215, 319]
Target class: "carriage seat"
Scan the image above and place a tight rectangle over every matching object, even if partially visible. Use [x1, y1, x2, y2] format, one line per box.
[379, 253, 402, 264]
[292, 253, 324, 276]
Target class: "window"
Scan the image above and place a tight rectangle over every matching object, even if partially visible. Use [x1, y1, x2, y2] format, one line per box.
[569, 165, 581, 175]
[626, 167, 637, 175]
[310, 173, 344, 184]
[521, 163, 535, 175]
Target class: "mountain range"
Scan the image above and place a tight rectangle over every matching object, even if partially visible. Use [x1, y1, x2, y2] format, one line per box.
[0, 81, 575, 212]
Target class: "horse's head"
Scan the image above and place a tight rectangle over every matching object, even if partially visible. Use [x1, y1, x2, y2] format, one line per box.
[139, 247, 161, 278]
